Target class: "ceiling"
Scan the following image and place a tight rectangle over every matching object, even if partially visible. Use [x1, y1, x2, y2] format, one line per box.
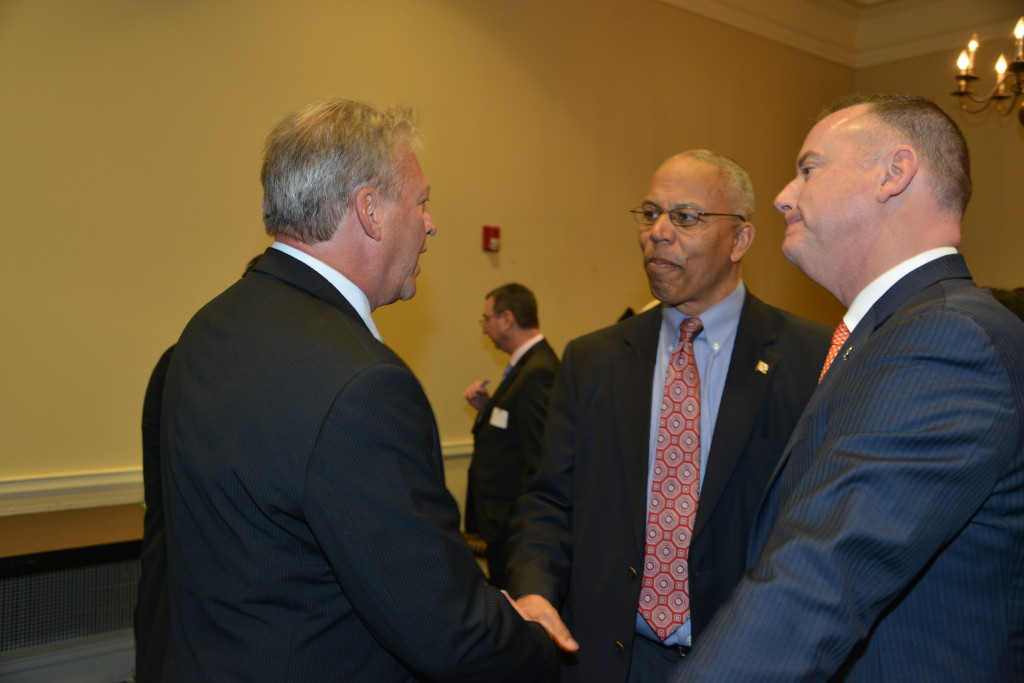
[659, 0, 1024, 67]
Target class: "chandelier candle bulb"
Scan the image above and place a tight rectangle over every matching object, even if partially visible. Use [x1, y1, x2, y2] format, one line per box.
[968, 33, 979, 72]
[957, 50, 970, 76]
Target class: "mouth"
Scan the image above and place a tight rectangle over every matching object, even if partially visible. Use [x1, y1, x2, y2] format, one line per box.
[782, 213, 803, 229]
[646, 257, 681, 273]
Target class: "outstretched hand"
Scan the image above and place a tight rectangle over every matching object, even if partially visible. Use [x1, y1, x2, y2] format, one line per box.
[511, 593, 579, 653]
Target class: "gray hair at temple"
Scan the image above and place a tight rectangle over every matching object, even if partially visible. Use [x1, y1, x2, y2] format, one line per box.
[677, 149, 756, 220]
[261, 99, 419, 243]
[819, 94, 972, 218]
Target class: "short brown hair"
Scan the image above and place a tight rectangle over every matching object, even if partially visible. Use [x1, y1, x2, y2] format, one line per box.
[487, 283, 539, 329]
[820, 94, 971, 217]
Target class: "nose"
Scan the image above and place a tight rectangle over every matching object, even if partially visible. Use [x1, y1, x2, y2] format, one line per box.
[424, 206, 437, 237]
[647, 212, 676, 242]
[774, 179, 797, 214]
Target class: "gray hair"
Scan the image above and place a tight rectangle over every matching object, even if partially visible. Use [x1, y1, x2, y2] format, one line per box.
[261, 99, 419, 243]
[819, 94, 971, 217]
[679, 149, 756, 219]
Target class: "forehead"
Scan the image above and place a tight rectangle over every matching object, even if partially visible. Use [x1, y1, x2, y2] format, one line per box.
[483, 296, 496, 312]
[800, 104, 875, 159]
[395, 146, 428, 190]
[646, 157, 728, 207]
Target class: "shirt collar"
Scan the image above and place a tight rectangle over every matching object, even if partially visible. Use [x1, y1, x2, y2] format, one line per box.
[844, 247, 957, 332]
[509, 333, 544, 367]
[271, 242, 382, 341]
[660, 281, 745, 354]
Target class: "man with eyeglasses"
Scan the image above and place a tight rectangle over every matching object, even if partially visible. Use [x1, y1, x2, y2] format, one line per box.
[462, 283, 559, 589]
[506, 150, 830, 683]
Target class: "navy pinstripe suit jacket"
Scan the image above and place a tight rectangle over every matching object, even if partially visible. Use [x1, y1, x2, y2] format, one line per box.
[677, 254, 1024, 681]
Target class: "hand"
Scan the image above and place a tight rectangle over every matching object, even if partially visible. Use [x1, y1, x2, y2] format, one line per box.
[462, 380, 491, 412]
[512, 593, 579, 653]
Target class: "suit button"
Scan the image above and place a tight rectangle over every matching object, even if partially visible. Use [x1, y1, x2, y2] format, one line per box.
[628, 566, 638, 578]
[614, 641, 625, 653]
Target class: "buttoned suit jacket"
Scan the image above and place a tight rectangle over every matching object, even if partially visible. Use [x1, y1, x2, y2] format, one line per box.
[161, 248, 554, 682]
[506, 291, 830, 683]
[676, 255, 1024, 681]
[466, 339, 560, 545]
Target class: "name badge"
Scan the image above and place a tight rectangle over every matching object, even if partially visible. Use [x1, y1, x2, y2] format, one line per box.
[489, 407, 509, 429]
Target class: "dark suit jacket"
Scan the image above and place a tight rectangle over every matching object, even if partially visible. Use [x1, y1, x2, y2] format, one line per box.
[161, 248, 554, 682]
[506, 291, 830, 683]
[466, 339, 560, 545]
[136, 344, 174, 683]
[677, 255, 1024, 681]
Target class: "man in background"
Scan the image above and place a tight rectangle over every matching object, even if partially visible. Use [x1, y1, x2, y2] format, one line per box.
[462, 283, 559, 588]
[507, 150, 830, 682]
[674, 94, 1024, 681]
[160, 99, 555, 682]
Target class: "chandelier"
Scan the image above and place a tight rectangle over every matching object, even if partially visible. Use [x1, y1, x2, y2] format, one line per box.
[952, 17, 1024, 126]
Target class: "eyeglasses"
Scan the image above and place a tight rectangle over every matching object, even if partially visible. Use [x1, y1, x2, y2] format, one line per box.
[630, 203, 746, 230]
[479, 312, 502, 326]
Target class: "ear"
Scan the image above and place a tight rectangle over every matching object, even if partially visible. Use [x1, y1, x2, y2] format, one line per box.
[730, 221, 755, 263]
[877, 146, 918, 203]
[355, 187, 383, 241]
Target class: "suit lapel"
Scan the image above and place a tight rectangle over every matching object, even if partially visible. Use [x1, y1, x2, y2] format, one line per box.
[749, 254, 973, 559]
[612, 309, 661, 557]
[694, 294, 779, 539]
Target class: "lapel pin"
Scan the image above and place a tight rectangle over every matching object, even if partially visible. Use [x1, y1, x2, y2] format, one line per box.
[843, 346, 853, 360]
[755, 360, 769, 374]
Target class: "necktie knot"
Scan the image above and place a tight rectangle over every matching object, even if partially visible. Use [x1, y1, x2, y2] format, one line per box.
[679, 317, 703, 344]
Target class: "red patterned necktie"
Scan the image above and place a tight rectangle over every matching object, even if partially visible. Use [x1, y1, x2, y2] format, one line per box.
[819, 321, 850, 383]
[639, 316, 703, 640]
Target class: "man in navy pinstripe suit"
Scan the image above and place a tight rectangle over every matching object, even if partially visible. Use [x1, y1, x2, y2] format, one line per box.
[675, 94, 1024, 680]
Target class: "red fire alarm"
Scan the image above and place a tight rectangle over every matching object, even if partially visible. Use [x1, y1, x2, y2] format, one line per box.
[482, 225, 501, 252]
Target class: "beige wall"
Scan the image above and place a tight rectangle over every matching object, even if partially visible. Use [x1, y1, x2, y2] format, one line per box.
[7, 0, 1016, 485]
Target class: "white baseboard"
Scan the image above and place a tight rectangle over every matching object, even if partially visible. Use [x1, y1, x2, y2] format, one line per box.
[0, 471, 144, 517]
[0, 440, 475, 517]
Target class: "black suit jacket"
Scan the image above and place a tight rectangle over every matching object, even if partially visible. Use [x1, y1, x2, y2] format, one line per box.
[161, 248, 554, 682]
[677, 255, 1024, 681]
[136, 344, 174, 683]
[466, 339, 560, 544]
[507, 291, 830, 683]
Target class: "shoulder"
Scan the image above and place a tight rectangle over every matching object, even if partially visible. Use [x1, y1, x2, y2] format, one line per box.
[742, 291, 832, 352]
[565, 307, 660, 357]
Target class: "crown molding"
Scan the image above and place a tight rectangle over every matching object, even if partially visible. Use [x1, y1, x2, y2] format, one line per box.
[659, 0, 1023, 68]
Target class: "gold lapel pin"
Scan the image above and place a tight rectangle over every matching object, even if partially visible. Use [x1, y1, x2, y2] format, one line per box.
[843, 346, 853, 361]
[756, 361, 769, 374]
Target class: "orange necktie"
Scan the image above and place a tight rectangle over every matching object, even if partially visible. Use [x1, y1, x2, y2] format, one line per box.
[819, 321, 850, 383]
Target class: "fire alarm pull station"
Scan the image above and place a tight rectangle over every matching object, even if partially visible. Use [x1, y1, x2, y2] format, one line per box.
[482, 225, 501, 252]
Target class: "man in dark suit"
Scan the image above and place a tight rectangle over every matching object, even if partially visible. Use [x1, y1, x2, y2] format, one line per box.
[462, 283, 560, 588]
[675, 95, 1024, 680]
[160, 99, 555, 682]
[506, 150, 831, 682]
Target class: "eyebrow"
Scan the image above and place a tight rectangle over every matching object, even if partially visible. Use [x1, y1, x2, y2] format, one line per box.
[797, 151, 823, 168]
[643, 200, 702, 210]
